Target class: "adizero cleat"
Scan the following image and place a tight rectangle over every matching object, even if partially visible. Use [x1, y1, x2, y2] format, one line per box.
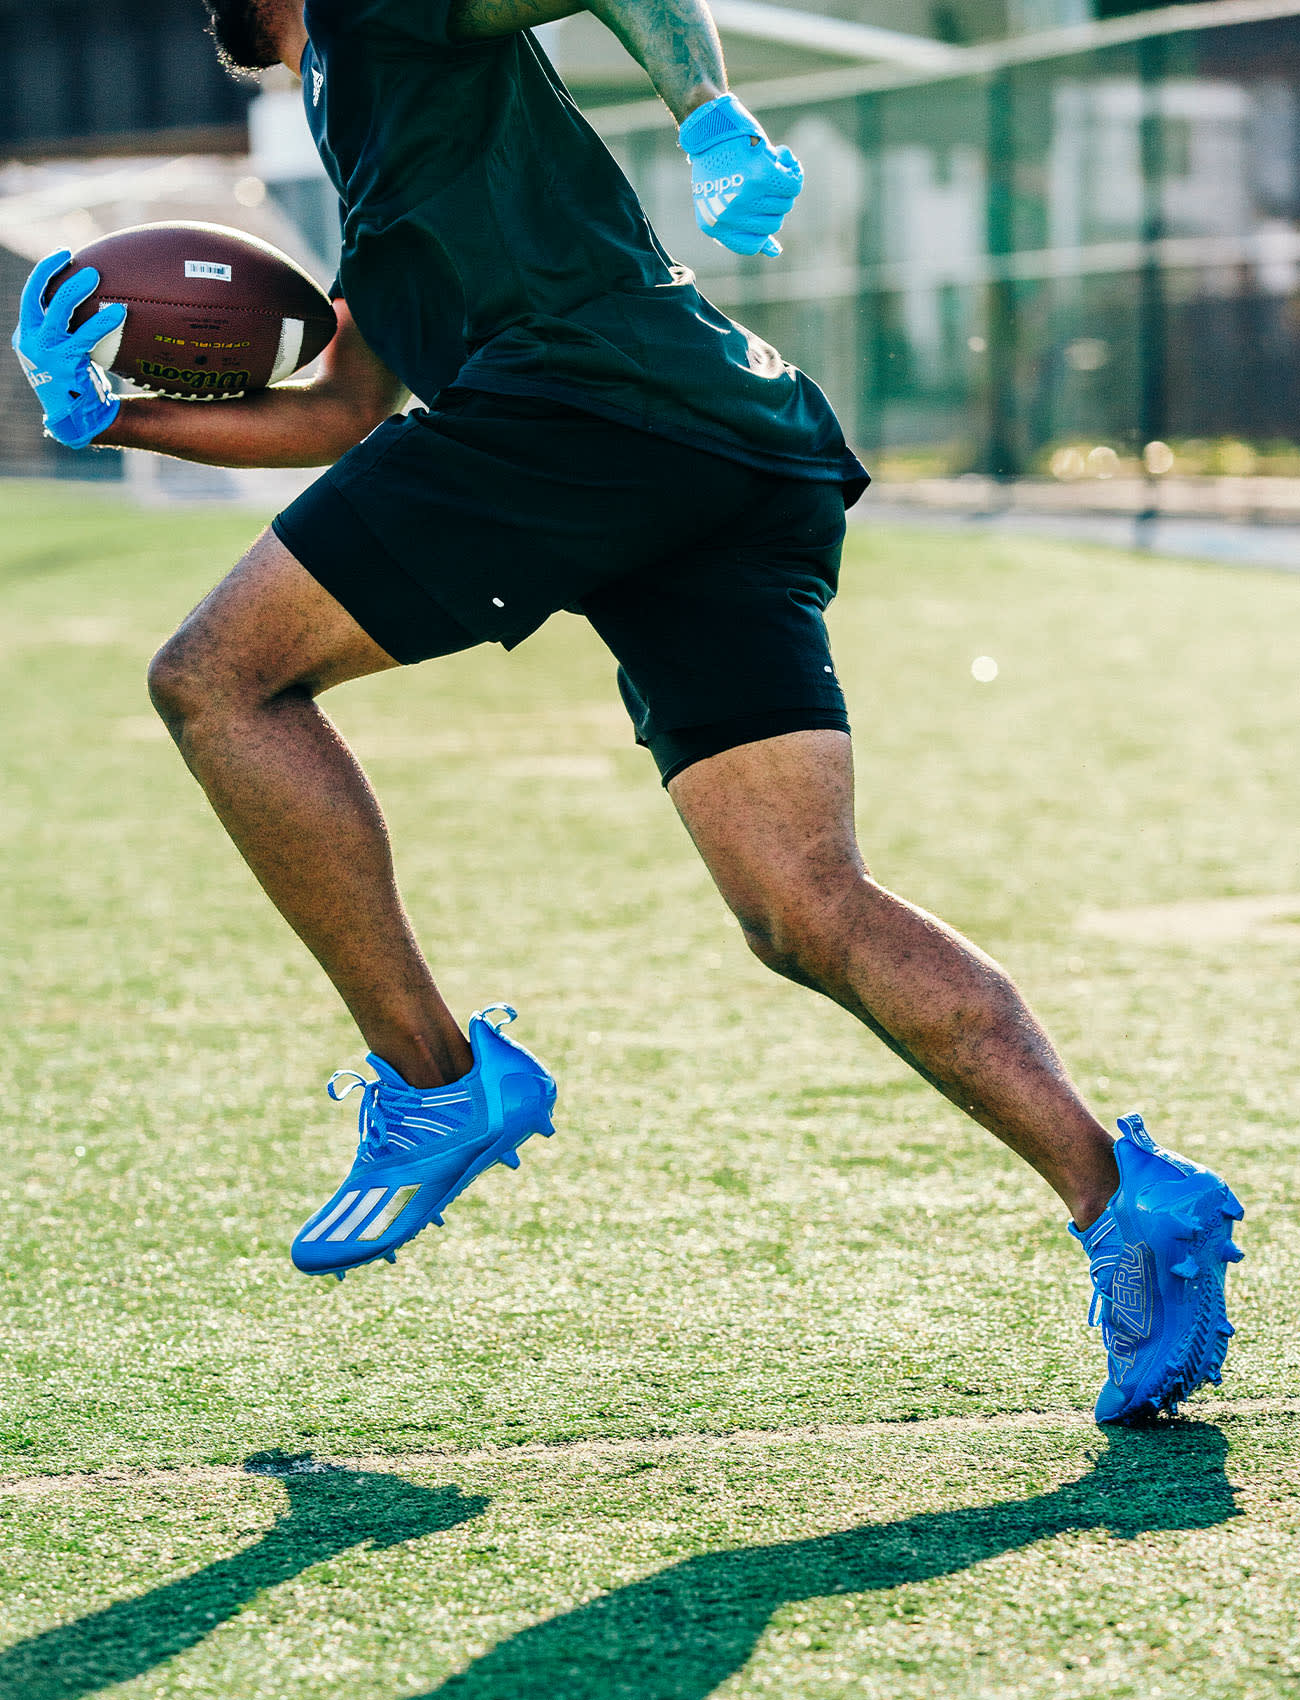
[1071, 1113, 1244, 1425]
[292, 1005, 556, 1278]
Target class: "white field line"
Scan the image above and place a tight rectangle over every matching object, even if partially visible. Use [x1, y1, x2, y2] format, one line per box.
[2, 1397, 1297, 1498]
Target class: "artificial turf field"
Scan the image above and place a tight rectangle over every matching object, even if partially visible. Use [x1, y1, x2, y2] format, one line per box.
[0, 482, 1297, 1699]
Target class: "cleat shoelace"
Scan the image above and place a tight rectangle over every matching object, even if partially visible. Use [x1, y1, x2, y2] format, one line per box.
[327, 1069, 464, 1162]
[1081, 1230, 1162, 1373]
[1087, 1283, 1127, 1350]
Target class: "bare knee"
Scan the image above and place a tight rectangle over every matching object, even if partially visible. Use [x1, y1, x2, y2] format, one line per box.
[739, 916, 818, 988]
[146, 637, 197, 736]
[147, 627, 297, 742]
[146, 633, 242, 739]
[735, 871, 866, 992]
[147, 528, 396, 738]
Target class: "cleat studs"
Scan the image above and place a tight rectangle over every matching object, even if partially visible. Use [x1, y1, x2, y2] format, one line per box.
[1222, 1194, 1245, 1221]
[1219, 1321, 1236, 1338]
[1223, 1243, 1245, 1263]
[432, 1212, 444, 1227]
[501, 1150, 521, 1170]
[334, 1271, 346, 1283]
[1170, 1256, 1199, 1279]
[383, 1251, 397, 1264]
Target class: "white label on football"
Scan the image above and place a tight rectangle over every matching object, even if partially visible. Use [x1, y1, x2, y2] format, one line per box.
[184, 260, 233, 281]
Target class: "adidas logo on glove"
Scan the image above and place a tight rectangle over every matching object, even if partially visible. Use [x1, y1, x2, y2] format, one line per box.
[691, 173, 745, 198]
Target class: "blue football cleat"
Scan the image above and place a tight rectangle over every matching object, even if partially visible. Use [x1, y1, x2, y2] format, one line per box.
[1071, 1113, 1243, 1424]
[292, 1004, 556, 1278]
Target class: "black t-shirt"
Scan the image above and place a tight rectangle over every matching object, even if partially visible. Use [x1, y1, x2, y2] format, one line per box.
[301, 0, 868, 497]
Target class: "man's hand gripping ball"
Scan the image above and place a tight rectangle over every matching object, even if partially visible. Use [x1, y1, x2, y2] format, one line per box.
[11, 250, 126, 450]
[679, 94, 803, 259]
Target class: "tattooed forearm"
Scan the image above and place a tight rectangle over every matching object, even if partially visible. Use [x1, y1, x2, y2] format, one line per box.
[446, 0, 727, 122]
[586, 0, 727, 119]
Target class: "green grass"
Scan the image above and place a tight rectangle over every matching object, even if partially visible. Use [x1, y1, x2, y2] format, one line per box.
[1, 481, 1298, 1697]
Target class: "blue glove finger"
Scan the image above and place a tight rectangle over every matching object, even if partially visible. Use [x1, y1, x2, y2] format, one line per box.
[759, 169, 801, 202]
[742, 193, 801, 216]
[40, 267, 102, 342]
[714, 189, 793, 228]
[709, 227, 770, 257]
[68, 301, 126, 357]
[760, 236, 782, 259]
[746, 149, 801, 190]
[773, 144, 803, 180]
[715, 209, 788, 238]
[728, 165, 799, 208]
[16, 250, 72, 339]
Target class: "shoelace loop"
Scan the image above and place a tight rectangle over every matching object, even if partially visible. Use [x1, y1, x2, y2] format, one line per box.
[326, 1069, 392, 1159]
[1084, 1271, 1142, 1360]
[327, 1069, 369, 1103]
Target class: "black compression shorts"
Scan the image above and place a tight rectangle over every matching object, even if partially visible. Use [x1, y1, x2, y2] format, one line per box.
[272, 389, 852, 784]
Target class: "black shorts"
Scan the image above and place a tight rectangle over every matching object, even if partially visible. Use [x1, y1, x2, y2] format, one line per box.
[272, 389, 851, 784]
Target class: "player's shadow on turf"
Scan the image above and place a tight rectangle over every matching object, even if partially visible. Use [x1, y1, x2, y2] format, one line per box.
[0, 1453, 487, 1700]
[418, 1421, 1238, 1700]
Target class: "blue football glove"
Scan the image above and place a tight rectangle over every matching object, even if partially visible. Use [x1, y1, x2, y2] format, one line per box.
[11, 250, 126, 450]
[678, 93, 803, 259]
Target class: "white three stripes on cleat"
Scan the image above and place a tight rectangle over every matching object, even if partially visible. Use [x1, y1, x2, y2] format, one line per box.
[328, 1187, 389, 1240]
[300, 1189, 361, 1243]
[357, 1183, 421, 1241]
[300, 1183, 422, 1244]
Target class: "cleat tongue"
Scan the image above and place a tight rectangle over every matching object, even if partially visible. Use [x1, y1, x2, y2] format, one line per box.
[1222, 1242, 1245, 1263]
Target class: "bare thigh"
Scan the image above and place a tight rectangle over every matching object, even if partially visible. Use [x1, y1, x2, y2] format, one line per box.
[667, 728, 863, 942]
[149, 527, 400, 714]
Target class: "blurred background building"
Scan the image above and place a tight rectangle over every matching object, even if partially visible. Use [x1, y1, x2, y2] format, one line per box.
[3, 0, 1300, 503]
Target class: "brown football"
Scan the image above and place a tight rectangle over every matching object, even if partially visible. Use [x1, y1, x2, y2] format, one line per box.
[45, 222, 337, 400]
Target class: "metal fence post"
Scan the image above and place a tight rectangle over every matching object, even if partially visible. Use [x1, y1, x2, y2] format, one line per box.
[985, 66, 1019, 481]
[1136, 32, 1169, 543]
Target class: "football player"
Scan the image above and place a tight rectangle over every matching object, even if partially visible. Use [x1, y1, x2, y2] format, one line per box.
[12, 0, 1241, 1421]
